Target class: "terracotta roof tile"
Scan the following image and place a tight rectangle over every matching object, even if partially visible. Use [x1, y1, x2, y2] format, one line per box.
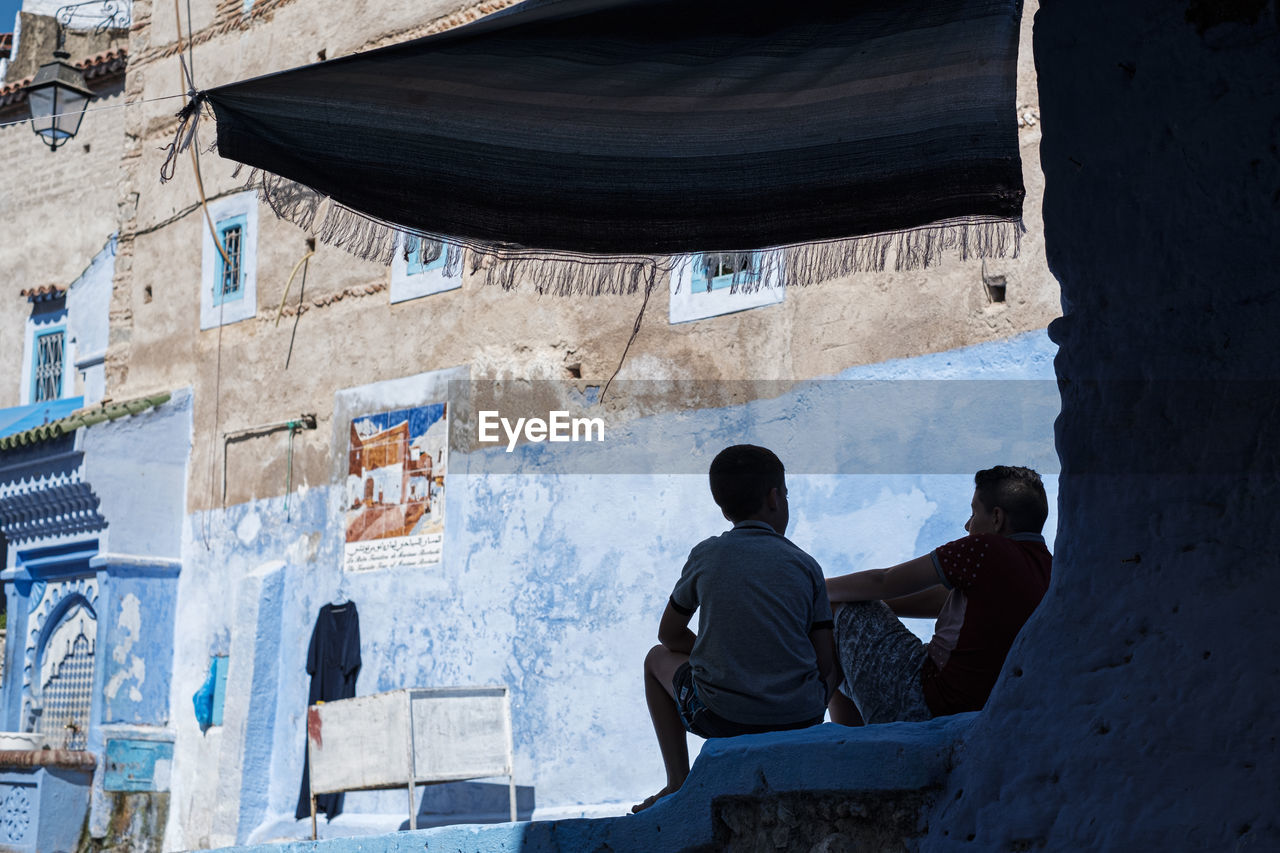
[0, 391, 172, 452]
[20, 284, 67, 301]
[81, 46, 128, 79]
[0, 46, 127, 109]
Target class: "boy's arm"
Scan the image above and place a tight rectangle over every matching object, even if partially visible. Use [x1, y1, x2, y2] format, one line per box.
[883, 585, 950, 619]
[657, 600, 696, 655]
[826, 554, 940, 604]
[808, 627, 841, 703]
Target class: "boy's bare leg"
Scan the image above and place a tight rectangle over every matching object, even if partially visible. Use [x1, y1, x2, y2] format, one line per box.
[635, 644, 690, 813]
[828, 688, 865, 726]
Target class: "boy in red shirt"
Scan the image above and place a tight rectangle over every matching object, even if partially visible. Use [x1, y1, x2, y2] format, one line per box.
[826, 466, 1052, 724]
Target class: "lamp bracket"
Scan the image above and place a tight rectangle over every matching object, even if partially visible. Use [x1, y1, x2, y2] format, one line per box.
[53, 0, 131, 48]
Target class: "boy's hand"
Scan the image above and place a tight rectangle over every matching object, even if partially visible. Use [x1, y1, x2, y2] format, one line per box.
[808, 627, 840, 703]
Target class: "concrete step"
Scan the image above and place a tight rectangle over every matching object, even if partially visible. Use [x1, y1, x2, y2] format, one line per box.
[218, 714, 975, 853]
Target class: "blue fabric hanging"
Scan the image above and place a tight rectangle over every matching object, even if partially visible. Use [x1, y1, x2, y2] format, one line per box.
[192, 663, 216, 732]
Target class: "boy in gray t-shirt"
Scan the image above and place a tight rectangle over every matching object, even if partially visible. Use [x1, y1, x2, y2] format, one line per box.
[633, 445, 838, 813]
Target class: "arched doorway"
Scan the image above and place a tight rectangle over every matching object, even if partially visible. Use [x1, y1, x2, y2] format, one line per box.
[30, 595, 96, 750]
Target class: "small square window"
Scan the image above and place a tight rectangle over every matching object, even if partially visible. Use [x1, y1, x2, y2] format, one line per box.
[390, 234, 462, 304]
[405, 236, 447, 276]
[32, 329, 65, 403]
[697, 252, 761, 292]
[200, 192, 258, 329]
[669, 250, 783, 324]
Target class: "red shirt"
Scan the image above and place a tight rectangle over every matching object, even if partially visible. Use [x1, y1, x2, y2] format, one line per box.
[921, 532, 1051, 715]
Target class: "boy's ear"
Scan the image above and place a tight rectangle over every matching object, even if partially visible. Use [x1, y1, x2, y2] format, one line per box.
[992, 506, 1007, 533]
[765, 487, 780, 511]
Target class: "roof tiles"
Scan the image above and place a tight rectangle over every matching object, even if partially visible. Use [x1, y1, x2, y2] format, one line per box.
[0, 46, 127, 109]
[20, 284, 67, 301]
[0, 392, 172, 452]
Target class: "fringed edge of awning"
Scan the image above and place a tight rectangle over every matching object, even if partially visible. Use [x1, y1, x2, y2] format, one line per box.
[239, 167, 1024, 297]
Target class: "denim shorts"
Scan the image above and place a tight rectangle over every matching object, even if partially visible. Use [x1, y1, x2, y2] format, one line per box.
[672, 662, 823, 738]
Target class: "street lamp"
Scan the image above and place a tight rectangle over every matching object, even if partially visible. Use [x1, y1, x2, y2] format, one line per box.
[26, 48, 94, 151]
[24, 0, 130, 151]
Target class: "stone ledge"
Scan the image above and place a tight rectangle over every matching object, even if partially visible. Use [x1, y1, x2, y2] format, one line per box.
[220, 714, 975, 853]
[0, 749, 97, 770]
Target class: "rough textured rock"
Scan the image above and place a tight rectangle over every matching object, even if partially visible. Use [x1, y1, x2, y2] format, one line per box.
[923, 1, 1280, 849]
[712, 790, 938, 853]
[80, 792, 169, 853]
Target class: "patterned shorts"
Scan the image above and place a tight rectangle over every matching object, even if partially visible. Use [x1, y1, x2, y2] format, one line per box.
[834, 601, 933, 724]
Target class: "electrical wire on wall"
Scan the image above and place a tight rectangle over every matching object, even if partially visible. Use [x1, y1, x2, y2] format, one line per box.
[276, 240, 316, 370]
[222, 415, 318, 523]
[0, 94, 190, 132]
[166, 0, 228, 549]
[599, 263, 657, 404]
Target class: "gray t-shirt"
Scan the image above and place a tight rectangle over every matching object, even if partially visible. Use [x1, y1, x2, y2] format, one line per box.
[669, 520, 832, 725]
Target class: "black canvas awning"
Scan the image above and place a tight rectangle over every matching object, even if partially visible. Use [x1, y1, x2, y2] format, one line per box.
[175, 0, 1025, 286]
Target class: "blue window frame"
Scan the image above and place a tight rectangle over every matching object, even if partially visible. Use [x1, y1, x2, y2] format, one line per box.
[694, 252, 762, 292]
[405, 236, 448, 276]
[214, 215, 247, 305]
[210, 655, 229, 726]
[31, 326, 65, 403]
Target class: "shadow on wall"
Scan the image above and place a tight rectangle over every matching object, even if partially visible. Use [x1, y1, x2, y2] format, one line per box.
[398, 781, 536, 829]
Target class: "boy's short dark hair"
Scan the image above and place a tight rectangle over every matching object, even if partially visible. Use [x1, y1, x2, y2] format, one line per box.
[709, 445, 785, 522]
[974, 466, 1049, 534]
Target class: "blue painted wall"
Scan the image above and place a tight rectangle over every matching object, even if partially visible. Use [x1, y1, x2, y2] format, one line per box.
[164, 330, 1058, 846]
[96, 567, 179, 725]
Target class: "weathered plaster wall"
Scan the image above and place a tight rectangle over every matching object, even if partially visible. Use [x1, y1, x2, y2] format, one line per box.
[2, 12, 127, 83]
[162, 331, 1058, 848]
[83, 387, 192, 562]
[106, 0, 1058, 514]
[80, 391, 192, 839]
[920, 1, 1280, 849]
[65, 236, 117, 405]
[0, 78, 125, 408]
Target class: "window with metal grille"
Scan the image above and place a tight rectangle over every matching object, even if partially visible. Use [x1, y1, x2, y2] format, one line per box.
[32, 329, 64, 403]
[215, 216, 246, 305]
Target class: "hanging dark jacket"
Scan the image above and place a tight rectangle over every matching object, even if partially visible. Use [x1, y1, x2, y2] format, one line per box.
[295, 601, 361, 820]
